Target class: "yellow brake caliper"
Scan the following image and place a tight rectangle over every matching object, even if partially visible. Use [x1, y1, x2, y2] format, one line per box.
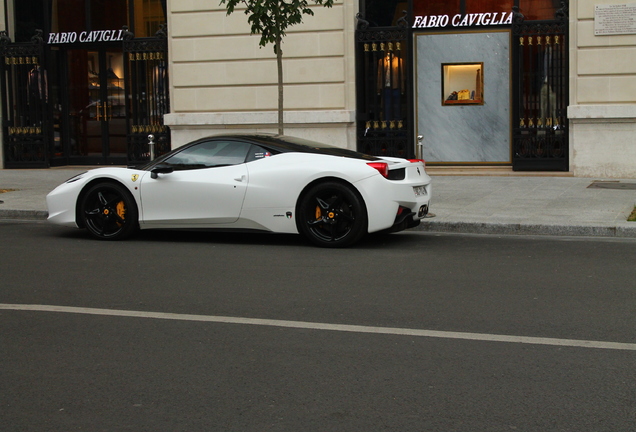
[115, 201, 126, 226]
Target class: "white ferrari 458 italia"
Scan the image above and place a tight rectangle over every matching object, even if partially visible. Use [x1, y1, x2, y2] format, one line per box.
[46, 134, 432, 247]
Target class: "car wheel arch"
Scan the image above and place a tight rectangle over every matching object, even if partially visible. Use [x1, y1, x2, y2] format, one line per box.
[296, 177, 367, 212]
[295, 177, 369, 247]
[75, 178, 139, 229]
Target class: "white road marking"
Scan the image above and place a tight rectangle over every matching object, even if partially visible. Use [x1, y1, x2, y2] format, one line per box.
[2, 303, 635, 351]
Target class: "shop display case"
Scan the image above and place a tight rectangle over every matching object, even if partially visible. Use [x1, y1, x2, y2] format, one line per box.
[442, 62, 483, 105]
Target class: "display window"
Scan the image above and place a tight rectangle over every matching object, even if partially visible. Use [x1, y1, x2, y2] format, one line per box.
[519, 0, 558, 20]
[442, 63, 483, 105]
[413, 0, 461, 19]
[465, 0, 511, 14]
[14, 0, 166, 42]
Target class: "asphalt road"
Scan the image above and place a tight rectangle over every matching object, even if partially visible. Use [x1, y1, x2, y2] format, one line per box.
[2, 221, 636, 431]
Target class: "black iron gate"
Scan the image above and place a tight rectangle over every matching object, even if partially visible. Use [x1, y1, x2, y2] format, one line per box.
[123, 25, 170, 166]
[511, 3, 569, 171]
[0, 30, 50, 168]
[355, 13, 414, 158]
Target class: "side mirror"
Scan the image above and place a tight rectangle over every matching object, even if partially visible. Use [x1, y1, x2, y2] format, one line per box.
[150, 165, 174, 179]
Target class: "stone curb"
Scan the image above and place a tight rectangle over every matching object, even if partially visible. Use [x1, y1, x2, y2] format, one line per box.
[416, 220, 636, 238]
[2, 209, 635, 239]
[0, 210, 49, 220]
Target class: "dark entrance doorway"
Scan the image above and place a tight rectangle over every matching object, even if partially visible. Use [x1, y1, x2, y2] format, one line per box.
[57, 47, 127, 165]
[1, 0, 168, 168]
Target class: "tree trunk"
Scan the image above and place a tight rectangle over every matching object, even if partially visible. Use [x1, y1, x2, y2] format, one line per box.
[276, 34, 284, 135]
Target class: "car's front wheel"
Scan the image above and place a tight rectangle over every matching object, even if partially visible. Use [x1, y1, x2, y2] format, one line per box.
[79, 182, 138, 240]
[297, 181, 367, 248]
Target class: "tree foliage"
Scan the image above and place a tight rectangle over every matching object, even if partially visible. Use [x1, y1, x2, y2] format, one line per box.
[220, 0, 334, 134]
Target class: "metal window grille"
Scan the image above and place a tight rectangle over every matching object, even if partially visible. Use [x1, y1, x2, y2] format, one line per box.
[0, 30, 50, 168]
[355, 13, 414, 158]
[511, 3, 569, 171]
[123, 24, 171, 165]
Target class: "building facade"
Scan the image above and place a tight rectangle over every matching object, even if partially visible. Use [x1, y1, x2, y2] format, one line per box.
[1, 0, 635, 177]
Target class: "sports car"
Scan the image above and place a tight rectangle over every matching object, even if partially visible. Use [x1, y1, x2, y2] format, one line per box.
[46, 134, 432, 247]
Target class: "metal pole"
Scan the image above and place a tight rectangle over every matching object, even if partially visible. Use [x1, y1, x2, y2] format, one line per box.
[148, 134, 155, 160]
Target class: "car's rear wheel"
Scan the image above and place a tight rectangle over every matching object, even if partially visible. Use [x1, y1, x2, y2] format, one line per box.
[80, 182, 138, 240]
[297, 181, 367, 248]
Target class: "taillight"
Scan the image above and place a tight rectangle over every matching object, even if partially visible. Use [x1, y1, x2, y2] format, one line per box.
[408, 158, 426, 168]
[367, 162, 389, 178]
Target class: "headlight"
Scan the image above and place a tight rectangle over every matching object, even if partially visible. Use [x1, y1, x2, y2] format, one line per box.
[66, 172, 87, 183]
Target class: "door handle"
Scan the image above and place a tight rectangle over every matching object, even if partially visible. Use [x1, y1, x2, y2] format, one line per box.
[234, 175, 246, 182]
[96, 102, 101, 121]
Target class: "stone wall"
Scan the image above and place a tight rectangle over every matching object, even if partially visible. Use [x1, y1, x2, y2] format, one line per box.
[164, 0, 358, 149]
[569, 0, 636, 178]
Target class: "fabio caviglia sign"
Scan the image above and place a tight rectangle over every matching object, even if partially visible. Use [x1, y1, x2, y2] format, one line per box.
[412, 12, 514, 29]
[47, 29, 126, 44]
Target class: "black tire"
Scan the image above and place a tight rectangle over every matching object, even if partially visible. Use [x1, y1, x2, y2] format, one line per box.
[79, 182, 139, 240]
[297, 181, 367, 248]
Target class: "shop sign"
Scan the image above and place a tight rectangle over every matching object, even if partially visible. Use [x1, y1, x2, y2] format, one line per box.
[412, 12, 514, 29]
[47, 29, 125, 44]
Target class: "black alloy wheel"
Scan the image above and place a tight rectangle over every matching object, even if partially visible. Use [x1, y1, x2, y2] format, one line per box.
[297, 181, 367, 248]
[80, 182, 139, 240]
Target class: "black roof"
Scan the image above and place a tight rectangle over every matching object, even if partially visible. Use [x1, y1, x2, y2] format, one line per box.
[141, 133, 379, 170]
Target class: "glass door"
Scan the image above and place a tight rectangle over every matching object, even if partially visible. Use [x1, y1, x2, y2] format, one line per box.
[101, 49, 127, 159]
[66, 48, 127, 164]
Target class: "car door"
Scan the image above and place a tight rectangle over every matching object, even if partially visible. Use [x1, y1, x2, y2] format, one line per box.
[139, 139, 251, 227]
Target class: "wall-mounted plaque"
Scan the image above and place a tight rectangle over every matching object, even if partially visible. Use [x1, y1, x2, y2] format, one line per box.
[595, 3, 636, 36]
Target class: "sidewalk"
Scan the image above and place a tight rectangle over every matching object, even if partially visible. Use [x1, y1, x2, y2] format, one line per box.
[420, 174, 636, 238]
[1, 167, 635, 238]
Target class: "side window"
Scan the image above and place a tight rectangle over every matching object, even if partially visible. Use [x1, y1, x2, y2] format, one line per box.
[246, 145, 275, 162]
[162, 140, 252, 170]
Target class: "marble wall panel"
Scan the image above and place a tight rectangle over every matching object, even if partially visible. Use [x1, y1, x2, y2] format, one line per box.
[416, 31, 511, 163]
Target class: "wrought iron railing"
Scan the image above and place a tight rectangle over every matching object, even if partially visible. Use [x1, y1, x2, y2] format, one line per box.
[355, 13, 414, 158]
[123, 24, 171, 166]
[511, 2, 569, 171]
[0, 30, 49, 168]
